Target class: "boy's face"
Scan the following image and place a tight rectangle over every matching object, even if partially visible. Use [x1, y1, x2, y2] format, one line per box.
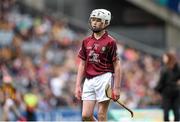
[90, 17, 107, 33]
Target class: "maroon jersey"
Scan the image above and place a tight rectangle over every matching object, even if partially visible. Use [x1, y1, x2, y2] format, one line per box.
[78, 32, 118, 78]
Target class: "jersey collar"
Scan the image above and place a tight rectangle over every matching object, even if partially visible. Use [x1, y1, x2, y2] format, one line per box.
[91, 31, 108, 40]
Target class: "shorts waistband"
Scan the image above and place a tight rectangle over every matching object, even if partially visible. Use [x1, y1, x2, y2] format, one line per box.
[86, 72, 112, 80]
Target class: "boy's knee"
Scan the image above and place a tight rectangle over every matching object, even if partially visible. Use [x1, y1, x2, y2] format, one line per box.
[98, 112, 106, 121]
[82, 115, 93, 121]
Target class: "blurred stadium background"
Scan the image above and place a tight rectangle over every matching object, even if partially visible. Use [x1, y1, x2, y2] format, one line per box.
[0, 0, 180, 121]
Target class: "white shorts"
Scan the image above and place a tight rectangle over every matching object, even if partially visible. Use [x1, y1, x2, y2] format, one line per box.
[82, 72, 113, 102]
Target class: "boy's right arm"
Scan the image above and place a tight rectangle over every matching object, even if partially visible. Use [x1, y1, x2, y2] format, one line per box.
[75, 59, 85, 100]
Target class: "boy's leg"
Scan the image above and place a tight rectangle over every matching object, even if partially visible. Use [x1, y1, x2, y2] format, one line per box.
[97, 100, 110, 121]
[82, 100, 97, 121]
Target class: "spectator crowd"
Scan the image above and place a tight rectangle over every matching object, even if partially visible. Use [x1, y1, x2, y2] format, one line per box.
[0, 0, 172, 121]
